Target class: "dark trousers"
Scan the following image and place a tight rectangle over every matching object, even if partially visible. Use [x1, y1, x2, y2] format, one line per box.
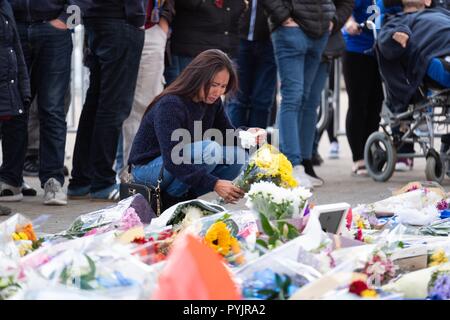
[16, 22, 72, 187]
[343, 51, 383, 162]
[227, 39, 277, 128]
[0, 113, 28, 187]
[69, 19, 144, 192]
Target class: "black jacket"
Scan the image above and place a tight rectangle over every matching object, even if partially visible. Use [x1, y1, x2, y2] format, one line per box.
[378, 8, 450, 111]
[8, 0, 75, 23]
[75, 0, 148, 27]
[170, 0, 246, 58]
[261, 0, 336, 38]
[322, 0, 354, 59]
[239, 0, 270, 41]
[0, 0, 30, 117]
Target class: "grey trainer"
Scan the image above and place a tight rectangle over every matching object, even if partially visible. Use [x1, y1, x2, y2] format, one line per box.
[43, 178, 67, 205]
[0, 181, 23, 202]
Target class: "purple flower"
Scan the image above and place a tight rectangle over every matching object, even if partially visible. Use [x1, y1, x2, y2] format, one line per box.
[429, 274, 450, 300]
[437, 200, 449, 211]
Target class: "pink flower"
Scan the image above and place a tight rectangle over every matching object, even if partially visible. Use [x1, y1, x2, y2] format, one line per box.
[346, 208, 353, 230]
[119, 207, 142, 231]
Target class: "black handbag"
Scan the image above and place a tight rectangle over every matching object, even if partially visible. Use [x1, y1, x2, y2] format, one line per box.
[119, 165, 164, 216]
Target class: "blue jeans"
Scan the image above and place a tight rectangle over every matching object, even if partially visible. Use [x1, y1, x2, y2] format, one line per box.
[227, 39, 277, 128]
[69, 19, 144, 192]
[304, 61, 331, 160]
[131, 141, 247, 197]
[164, 54, 193, 86]
[271, 26, 329, 166]
[17, 22, 72, 187]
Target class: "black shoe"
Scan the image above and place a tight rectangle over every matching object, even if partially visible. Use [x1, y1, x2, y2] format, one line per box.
[311, 153, 324, 166]
[23, 156, 39, 177]
[301, 159, 323, 181]
[22, 182, 37, 196]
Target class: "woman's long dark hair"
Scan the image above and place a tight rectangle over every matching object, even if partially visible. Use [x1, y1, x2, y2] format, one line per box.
[145, 49, 238, 114]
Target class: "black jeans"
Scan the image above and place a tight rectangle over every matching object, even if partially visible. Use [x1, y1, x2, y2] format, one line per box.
[17, 22, 72, 187]
[70, 19, 144, 192]
[343, 51, 383, 162]
[0, 113, 28, 187]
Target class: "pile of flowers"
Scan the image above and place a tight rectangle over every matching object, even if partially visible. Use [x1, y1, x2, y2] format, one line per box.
[235, 144, 297, 192]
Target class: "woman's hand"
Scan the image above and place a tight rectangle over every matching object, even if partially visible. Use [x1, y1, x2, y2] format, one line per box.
[214, 180, 245, 204]
[247, 128, 267, 145]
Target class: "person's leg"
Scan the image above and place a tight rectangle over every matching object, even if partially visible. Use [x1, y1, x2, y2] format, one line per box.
[227, 39, 253, 127]
[164, 54, 193, 85]
[248, 39, 277, 129]
[271, 26, 308, 167]
[31, 22, 72, 204]
[69, 43, 101, 193]
[86, 20, 144, 194]
[300, 59, 330, 179]
[24, 99, 39, 176]
[121, 25, 167, 174]
[0, 113, 28, 202]
[343, 51, 372, 166]
[132, 140, 224, 197]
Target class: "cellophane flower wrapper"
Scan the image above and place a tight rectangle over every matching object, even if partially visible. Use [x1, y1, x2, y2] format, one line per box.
[0, 213, 42, 258]
[54, 195, 144, 239]
[19, 233, 155, 299]
[235, 144, 298, 192]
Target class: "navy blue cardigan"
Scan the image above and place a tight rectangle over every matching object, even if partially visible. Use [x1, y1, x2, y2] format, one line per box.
[129, 94, 238, 192]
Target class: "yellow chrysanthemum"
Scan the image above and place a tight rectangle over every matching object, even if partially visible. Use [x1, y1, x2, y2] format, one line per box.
[429, 248, 449, 267]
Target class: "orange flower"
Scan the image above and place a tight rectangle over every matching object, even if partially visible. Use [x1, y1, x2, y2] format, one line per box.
[16, 223, 37, 241]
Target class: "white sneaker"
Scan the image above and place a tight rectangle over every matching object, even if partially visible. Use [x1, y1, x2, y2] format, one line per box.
[0, 181, 23, 202]
[292, 166, 314, 190]
[43, 178, 67, 205]
[328, 142, 340, 159]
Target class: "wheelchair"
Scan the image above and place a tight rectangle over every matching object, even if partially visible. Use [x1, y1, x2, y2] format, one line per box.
[363, 21, 450, 183]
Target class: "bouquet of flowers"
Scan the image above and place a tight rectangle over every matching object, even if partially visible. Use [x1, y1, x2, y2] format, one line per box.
[245, 181, 312, 250]
[362, 248, 397, 286]
[0, 214, 44, 257]
[235, 144, 297, 192]
[59, 197, 145, 239]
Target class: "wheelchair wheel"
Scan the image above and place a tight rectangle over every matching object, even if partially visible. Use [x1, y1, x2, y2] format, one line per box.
[425, 149, 445, 184]
[364, 132, 396, 182]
